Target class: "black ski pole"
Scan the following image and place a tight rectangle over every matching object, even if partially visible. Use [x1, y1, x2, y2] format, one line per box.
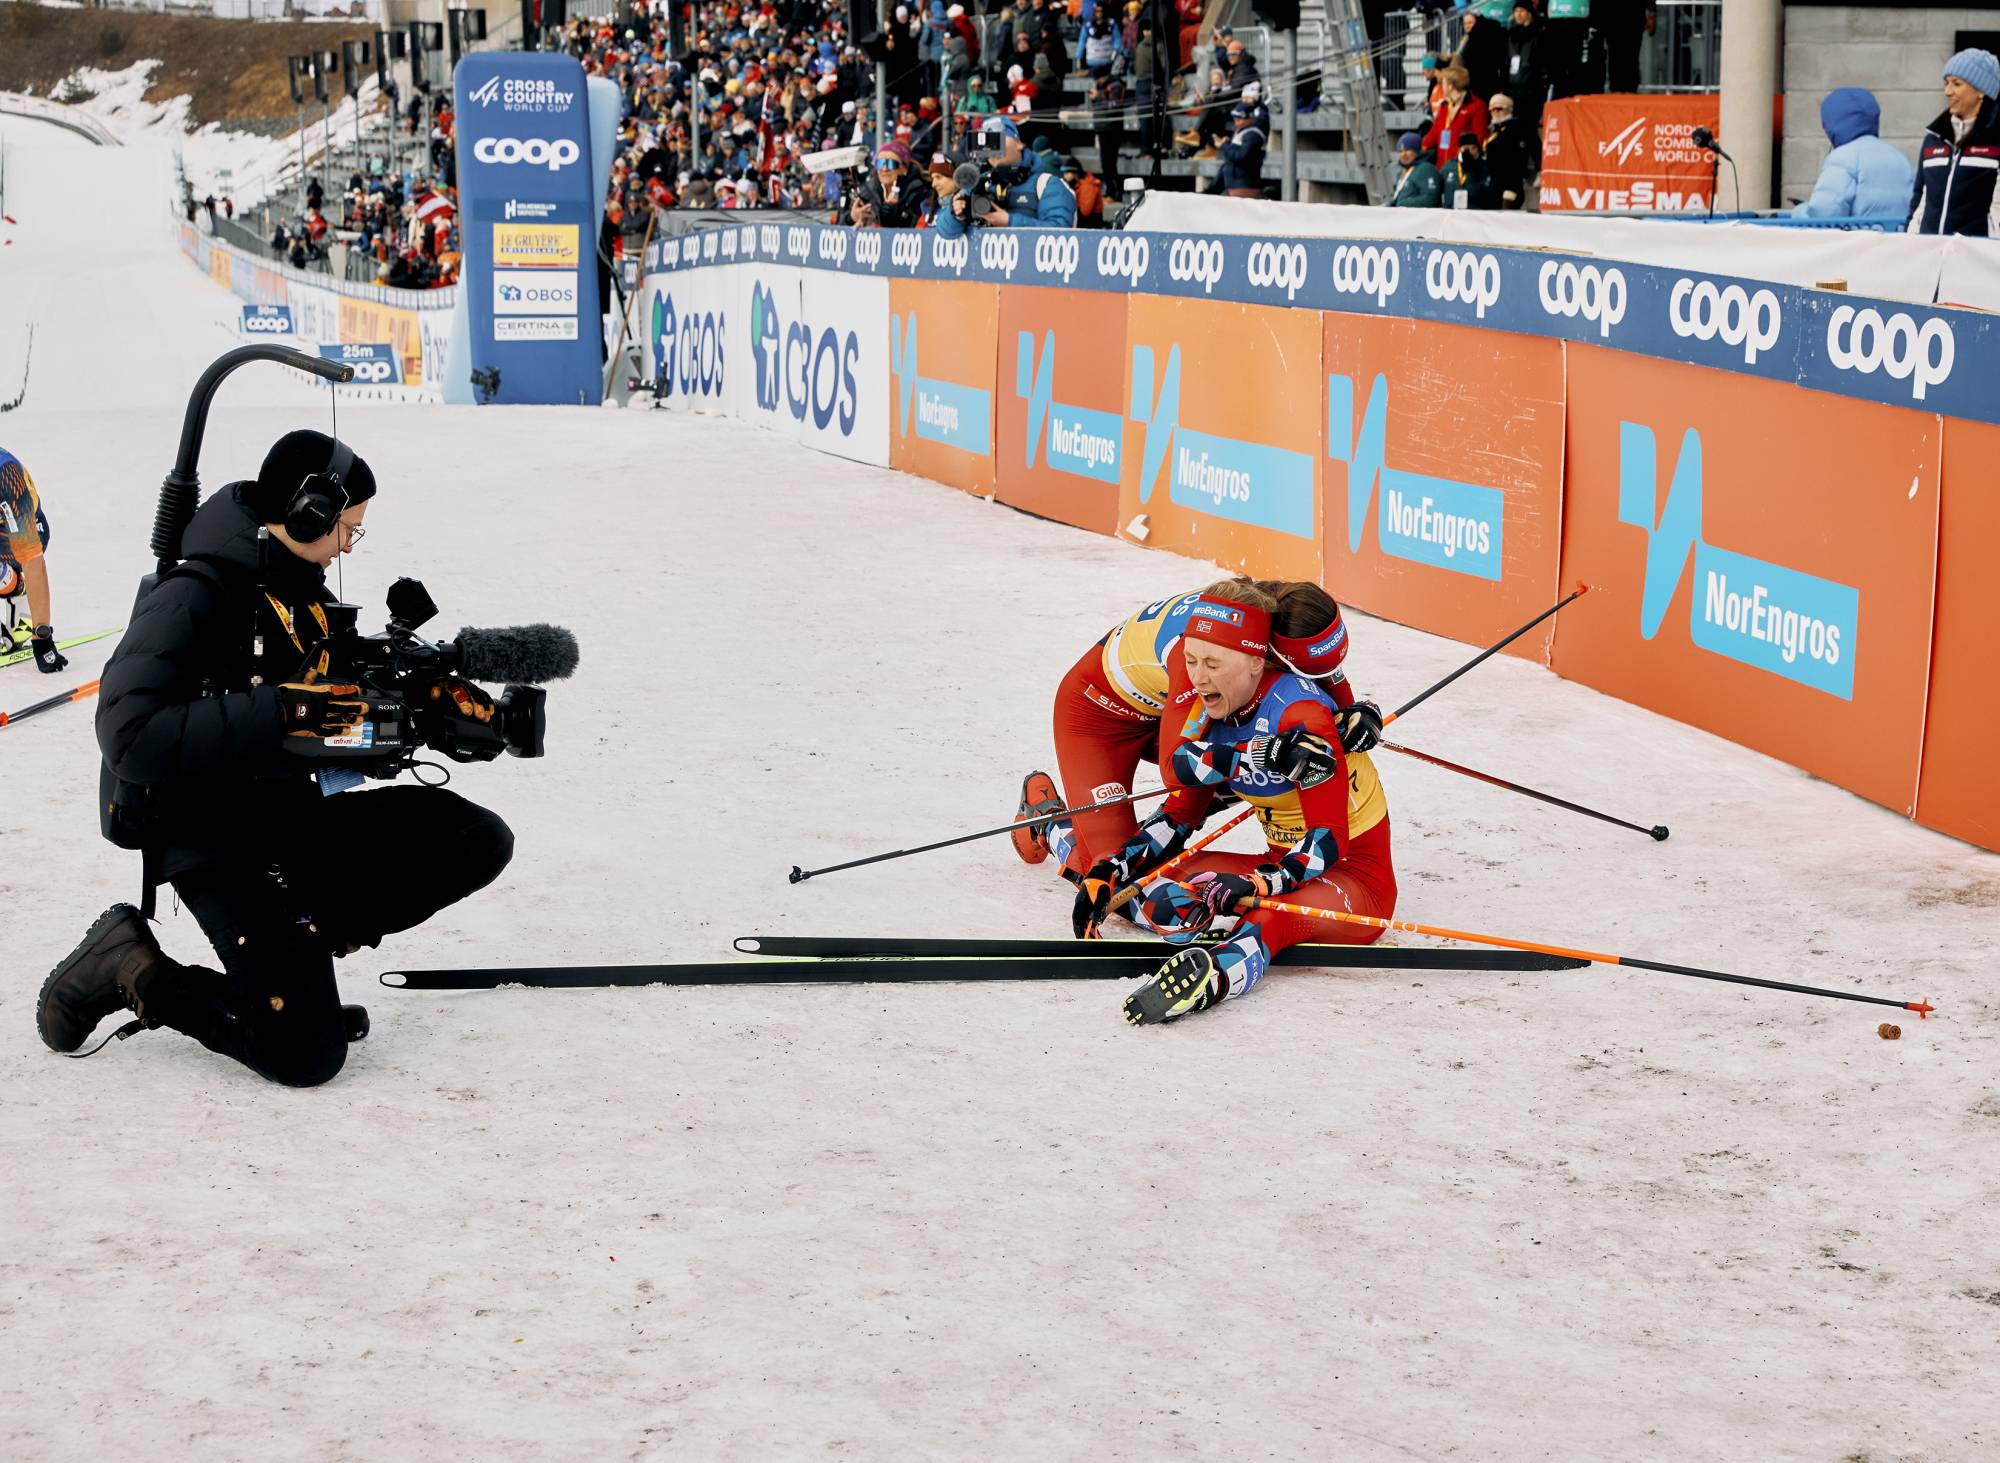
[1387, 582, 1590, 725]
[1380, 739, 1669, 840]
[788, 786, 1172, 884]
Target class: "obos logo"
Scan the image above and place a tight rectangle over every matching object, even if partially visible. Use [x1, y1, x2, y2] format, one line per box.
[1245, 241, 1308, 300]
[471, 136, 580, 171]
[1424, 249, 1501, 318]
[1033, 233, 1080, 283]
[1826, 305, 1954, 402]
[1166, 237, 1224, 294]
[1330, 244, 1399, 306]
[1538, 260, 1627, 338]
[748, 277, 861, 434]
[890, 233, 923, 269]
[817, 230, 849, 265]
[1096, 234, 1150, 287]
[669, 302, 724, 399]
[931, 234, 969, 274]
[1668, 279, 1781, 364]
[651, 294, 678, 397]
[978, 231, 1021, 278]
[854, 231, 883, 267]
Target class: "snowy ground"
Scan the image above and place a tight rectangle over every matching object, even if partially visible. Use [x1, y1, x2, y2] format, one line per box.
[4, 120, 1999, 1463]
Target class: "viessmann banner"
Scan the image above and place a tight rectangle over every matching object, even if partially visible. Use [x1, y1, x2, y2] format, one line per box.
[455, 52, 603, 405]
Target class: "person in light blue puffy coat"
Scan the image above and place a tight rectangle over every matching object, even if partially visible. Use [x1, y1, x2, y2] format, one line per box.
[1793, 88, 1915, 219]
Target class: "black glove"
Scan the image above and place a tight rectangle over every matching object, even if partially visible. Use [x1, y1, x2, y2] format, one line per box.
[31, 626, 67, 674]
[1246, 724, 1339, 786]
[1186, 868, 1270, 920]
[1338, 700, 1384, 755]
[1072, 859, 1120, 940]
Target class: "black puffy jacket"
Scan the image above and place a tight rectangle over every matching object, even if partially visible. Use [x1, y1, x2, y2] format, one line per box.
[97, 485, 330, 875]
[1909, 98, 2000, 235]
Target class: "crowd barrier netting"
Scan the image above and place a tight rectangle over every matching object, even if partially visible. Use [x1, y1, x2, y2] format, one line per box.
[635, 219, 1999, 854]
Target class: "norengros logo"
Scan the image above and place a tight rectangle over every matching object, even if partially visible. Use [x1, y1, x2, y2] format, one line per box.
[1620, 422, 1858, 698]
[1330, 373, 1502, 580]
[1129, 345, 1314, 539]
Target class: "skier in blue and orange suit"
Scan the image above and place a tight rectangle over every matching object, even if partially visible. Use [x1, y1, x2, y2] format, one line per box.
[1063, 580, 1400, 1025]
[0, 445, 65, 671]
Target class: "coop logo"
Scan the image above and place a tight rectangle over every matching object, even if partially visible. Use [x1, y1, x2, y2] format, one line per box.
[701, 232, 718, 260]
[653, 294, 724, 400]
[1537, 260, 1626, 338]
[1424, 248, 1501, 318]
[318, 342, 401, 385]
[1329, 372, 1502, 580]
[1330, 244, 1400, 306]
[1598, 116, 1647, 166]
[759, 224, 781, 254]
[749, 277, 860, 434]
[241, 304, 294, 335]
[785, 226, 811, 258]
[854, 231, 883, 267]
[930, 234, 970, 275]
[1166, 237, 1224, 294]
[472, 136, 581, 171]
[1245, 241, 1308, 300]
[1620, 422, 1858, 698]
[1033, 233, 1080, 283]
[1016, 330, 1121, 484]
[1668, 279, 1781, 364]
[890, 233, 923, 270]
[978, 231, 1021, 278]
[817, 229, 848, 265]
[1095, 234, 1151, 287]
[1129, 343, 1315, 539]
[1825, 305, 1954, 402]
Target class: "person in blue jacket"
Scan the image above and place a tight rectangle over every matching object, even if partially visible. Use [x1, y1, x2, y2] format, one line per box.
[1793, 88, 1914, 219]
[935, 116, 1078, 237]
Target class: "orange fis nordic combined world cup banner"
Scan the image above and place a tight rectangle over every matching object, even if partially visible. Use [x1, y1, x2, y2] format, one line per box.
[995, 285, 1128, 537]
[1321, 314, 1565, 661]
[1538, 93, 1722, 214]
[888, 278, 999, 496]
[1119, 294, 1322, 583]
[1552, 347, 1941, 816]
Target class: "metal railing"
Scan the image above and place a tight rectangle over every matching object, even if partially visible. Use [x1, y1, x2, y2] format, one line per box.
[1374, 2, 1719, 100]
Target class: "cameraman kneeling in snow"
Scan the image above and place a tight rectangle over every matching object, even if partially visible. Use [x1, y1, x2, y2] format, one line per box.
[38, 431, 514, 1085]
[936, 115, 1077, 237]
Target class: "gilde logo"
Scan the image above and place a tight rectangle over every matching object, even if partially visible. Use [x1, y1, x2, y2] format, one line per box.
[931, 234, 970, 274]
[978, 231, 1021, 277]
[1166, 237, 1224, 293]
[1245, 240, 1308, 300]
[817, 229, 848, 265]
[1668, 279, 1781, 364]
[1825, 305, 1954, 402]
[1095, 234, 1150, 287]
[1330, 244, 1399, 306]
[471, 136, 580, 171]
[1423, 248, 1501, 318]
[1537, 259, 1627, 338]
[890, 233, 923, 269]
[1033, 233, 1080, 282]
[854, 231, 884, 267]
[785, 226, 812, 258]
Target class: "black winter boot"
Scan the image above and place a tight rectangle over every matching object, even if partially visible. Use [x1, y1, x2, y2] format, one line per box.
[342, 1005, 370, 1042]
[37, 905, 175, 1054]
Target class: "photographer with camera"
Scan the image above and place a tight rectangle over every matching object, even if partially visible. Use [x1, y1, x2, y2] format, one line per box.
[38, 431, 517, 1086]
[846, 140, 937, 227]
[935, 115, 1077, 237]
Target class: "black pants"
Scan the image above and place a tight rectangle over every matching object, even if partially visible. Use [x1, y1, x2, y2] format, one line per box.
[156, 787, 513, 1088]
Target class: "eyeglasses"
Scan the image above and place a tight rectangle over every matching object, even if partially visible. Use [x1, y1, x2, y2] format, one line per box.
[339, 521, 366, 546]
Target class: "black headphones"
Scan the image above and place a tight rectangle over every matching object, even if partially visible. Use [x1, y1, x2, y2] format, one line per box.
[284, 437, 355, 543]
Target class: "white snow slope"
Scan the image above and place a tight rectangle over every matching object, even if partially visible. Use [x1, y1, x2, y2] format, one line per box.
[3, 121, 1998, 1463]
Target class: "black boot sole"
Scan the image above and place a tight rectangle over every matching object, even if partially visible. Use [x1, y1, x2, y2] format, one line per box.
[37, 904, 145, 1055]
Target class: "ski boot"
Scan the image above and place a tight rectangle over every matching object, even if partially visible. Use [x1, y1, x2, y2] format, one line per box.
[37, 905, 174, 1054]
[342, 1005, 370, 1042]
[1123, 945, 1222, 1026]
[1009, 771, 1063, 865]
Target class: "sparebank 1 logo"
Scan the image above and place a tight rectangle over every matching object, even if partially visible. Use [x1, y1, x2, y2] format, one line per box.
[651, 293, 677, 398]
[1329, 374, 1503, 581]
[1130, 345, 1314, 539]
[1620, 423, 1859, 699]
[748, 277, 858, 433]
[889, 312, 991, 455]
[1015, 331, 1120, 484]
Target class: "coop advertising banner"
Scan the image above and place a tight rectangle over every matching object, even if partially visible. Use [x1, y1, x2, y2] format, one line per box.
[888, 280, 997, 494]
[1321, 315, 1565, 658]
[317, 341, 403, 385]
[1120, 296, 1321, 582]
[1554, 347, 1941, 814]
[241, 303, 295, 337]
[339, 297, 424, 386]
[995, 286, 1127, 536]
[454, 52, 603, 404]
[1538, 94, 1722, 214]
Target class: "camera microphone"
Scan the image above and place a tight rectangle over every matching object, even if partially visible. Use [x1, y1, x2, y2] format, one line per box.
[953, 161, 982, 193]
[451, 624, 580, 685]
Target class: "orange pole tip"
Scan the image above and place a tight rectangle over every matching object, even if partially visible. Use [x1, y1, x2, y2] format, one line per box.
[1907, 999, 1935, 1019]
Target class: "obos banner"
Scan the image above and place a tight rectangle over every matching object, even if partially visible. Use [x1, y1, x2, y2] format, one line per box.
[1120, 296, 1321, 581]
[799, 269, 888, 466]
[1322, 315, 1565, 658]
[1554, 347, 1941, 815]
[641, 266, 734, 415]
[454, 52, 602, 404]
[1539, 94, 1721, 214]
[888, 279, 997, 494]
[318, 341, 403, 385]
[996, 285, 1127, 535]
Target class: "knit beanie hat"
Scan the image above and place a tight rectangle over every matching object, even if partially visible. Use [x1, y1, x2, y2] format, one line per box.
[1944, 48, 2000, 101]
[1398, 131, 1423, 151]
[246, 430, 377, 523]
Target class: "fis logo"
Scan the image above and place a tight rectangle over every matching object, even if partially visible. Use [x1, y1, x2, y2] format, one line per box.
[1130, 344, 1315, 539]
[1620, 422, 1858, 698]
[1598, 116, 1647, 165]
[468, 77, 502, 107]
[892, 313, 991, 453]
[1016, 331, 1121, 483]
[1329, 373, 1502, 580]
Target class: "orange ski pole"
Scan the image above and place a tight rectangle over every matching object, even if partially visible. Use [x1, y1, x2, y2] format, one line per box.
[0, 677, 99, 729]
[1107, 802, 1258, 912]
[1229, 896, 1933, 1017]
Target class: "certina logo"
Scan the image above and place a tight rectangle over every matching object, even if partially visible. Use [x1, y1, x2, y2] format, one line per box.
[473, 137, 580, 171]
[786, 226, 811, 258]
[503, 199, 557, 220]
[1034, 233, 1080, 282]
[1245, 241, 1308, 300]
[1424, 249, 1501, 318]
[469, 76, 575, 111]
[978, 232, 1020, 277]
[931, 234, 969, 274]
[1538, 260, 1626, 337]
[1826, 305, 1954, 402]
[1166, 238, 1224, 293]
[1330, 244, 1399, 306]
[1668, 279, 1780, 364]
[854, 231, 883, 267]
[1096, 235, 1150, 287]
[890, 233, 923, 269]
[817, 230, 848, 265]
[1598, 116, 1647, 165]
[748, 277, 861, 434]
